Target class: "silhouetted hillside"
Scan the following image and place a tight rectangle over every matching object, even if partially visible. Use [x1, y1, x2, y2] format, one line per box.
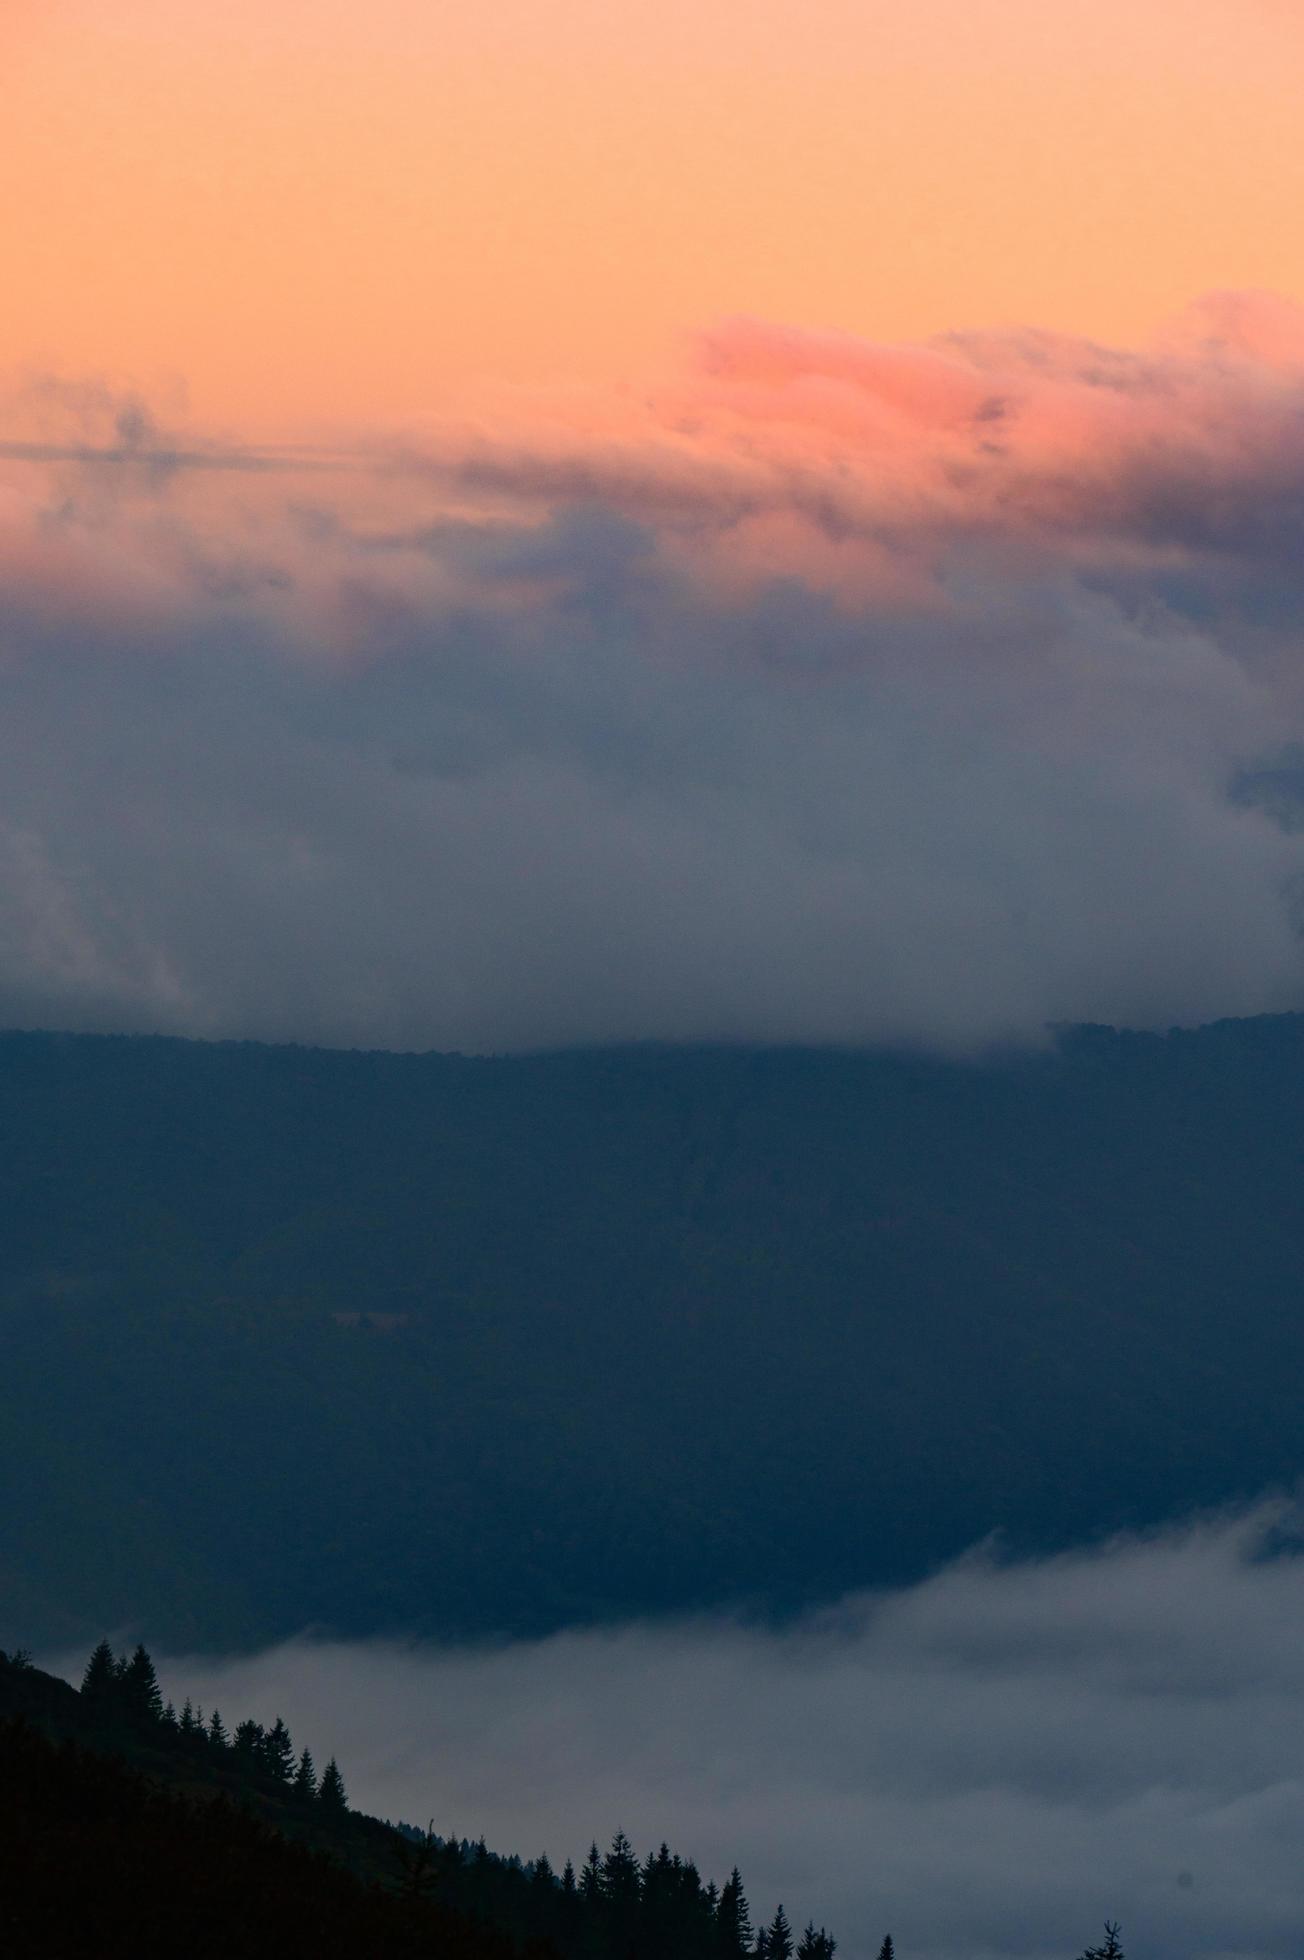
[4, 1021, 1304, 1645]
[0, 1646, 835, 1960]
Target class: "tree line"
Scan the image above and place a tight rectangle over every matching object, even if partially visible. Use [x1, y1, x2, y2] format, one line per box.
[73, 1641, 844, 1958]
[406, 1824, 846, 1960]
[54, 1644, 1121, 1960]
[80, 1640, 348, 1811]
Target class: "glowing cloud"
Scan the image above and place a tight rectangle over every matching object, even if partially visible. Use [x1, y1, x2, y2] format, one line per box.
[2, 299, 1304, 1052]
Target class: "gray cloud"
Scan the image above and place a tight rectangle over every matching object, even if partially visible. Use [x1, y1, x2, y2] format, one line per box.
[85, 1507, 1304, 1960]
[5, 311, 1304, 1052]
[0, 526, 1301, 1053]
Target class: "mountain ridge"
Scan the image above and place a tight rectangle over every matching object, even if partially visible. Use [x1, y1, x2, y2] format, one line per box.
[3, 1017, 1304, 1647]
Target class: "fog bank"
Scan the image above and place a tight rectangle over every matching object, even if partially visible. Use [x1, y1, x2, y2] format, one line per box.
[111, 1507, 1304, 1960]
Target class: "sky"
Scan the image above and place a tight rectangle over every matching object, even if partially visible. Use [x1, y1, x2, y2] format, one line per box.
[66, 1506, 1304, 1960]
[5, 2, 1304, 1050]
[6, 0, 1304, 430]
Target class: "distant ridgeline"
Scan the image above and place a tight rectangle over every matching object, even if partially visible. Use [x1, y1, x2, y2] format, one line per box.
[6, 1021, 1304, 1648]
[0, 1644, 843, 1960]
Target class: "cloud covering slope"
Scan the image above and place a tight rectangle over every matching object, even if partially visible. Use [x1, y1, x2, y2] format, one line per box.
[5, 296, 1304, 1050]
[134, 1508, 1304, 1960]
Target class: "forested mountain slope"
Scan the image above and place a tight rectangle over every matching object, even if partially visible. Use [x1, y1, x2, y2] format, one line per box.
[0, 1646, 823, 1960]
[3, 1020, 1304, 1646]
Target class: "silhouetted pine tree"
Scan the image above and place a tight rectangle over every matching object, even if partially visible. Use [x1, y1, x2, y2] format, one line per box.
[1077, 1925, 1124, 1960]
[263, 1716, 295, 1782]
[178, 1698, 199, 1737]
[207, 1709, 228, 1749]
[161, 1700, 178, 1731]
[233, 1718, 265, 1764]
[319, 1756, 348, 1812]
[293, 1747, 318, 1798]
[80, 1640, 117, 1713]
[717, 1869, 754, 1958]
[555, 1857, 582, 1948]
[797, 1923, 836, 1960]
[120, 1645, 163, 1725]
[392, 1820, 441, 1901]
[441, 1832, 465, 1892]
[640, 1843, 680, 1952]
[764, 1906, 794, 1960]
[603, 1830, 640, 1902]
[580, 1842, 604, 1904]
[876, 1938, 894, 1960]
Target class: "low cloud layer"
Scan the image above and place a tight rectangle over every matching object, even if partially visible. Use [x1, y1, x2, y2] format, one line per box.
[116, 1508, 1304, 1960]
[5, 297, 1304, 1051]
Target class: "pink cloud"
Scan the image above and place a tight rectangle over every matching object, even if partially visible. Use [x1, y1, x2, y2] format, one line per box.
[353, 291, 1304, 607]
[5, 289, 1304, 653]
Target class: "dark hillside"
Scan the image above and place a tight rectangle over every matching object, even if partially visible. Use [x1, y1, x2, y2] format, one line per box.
[0, 1647, 816, 1960]
[0, 1719, 520, 1960]
[0, 1652, 529, 1960]
[3, 1021, 1304, 1644]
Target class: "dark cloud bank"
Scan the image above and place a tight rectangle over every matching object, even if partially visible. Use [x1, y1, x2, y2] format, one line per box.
[88, 1510, 1304, 1960]
[5, 300, 1304, 1052]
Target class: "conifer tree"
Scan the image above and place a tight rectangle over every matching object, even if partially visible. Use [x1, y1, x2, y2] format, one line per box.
[602, 1829, 641, 1905]
[293, 1747, 318, 1798]
[756, 1928, 770, 1959]
[319, 1756, 348, 1812]
[393, 1821, 440, 1901]
[765, 1905, 794, 1960]
[798, 1926, 836, 1960]
[580, 1842, 604, 1902]
[121, 1644, 164, 1724]
[442, 1832, 465, 1885]
[561, 1859, 577, 1898]
[233, 1718, 265, 1762]
[179, 1699, 198, 1736]
[1077, 1925, 1124, 1960]
[876, 1939, 894, 1960]
[263, 1716, 295, 1782]
[161, 1701, 179, 1731]
[208, 1709, 228, 1749]
[80, 1640, 117, 1711]
[717, 1868, 754, 1958]
[532, 1852, 556, 1892]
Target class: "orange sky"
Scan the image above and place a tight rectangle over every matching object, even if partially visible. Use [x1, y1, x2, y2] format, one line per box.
[5, 0, 1304, 436]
